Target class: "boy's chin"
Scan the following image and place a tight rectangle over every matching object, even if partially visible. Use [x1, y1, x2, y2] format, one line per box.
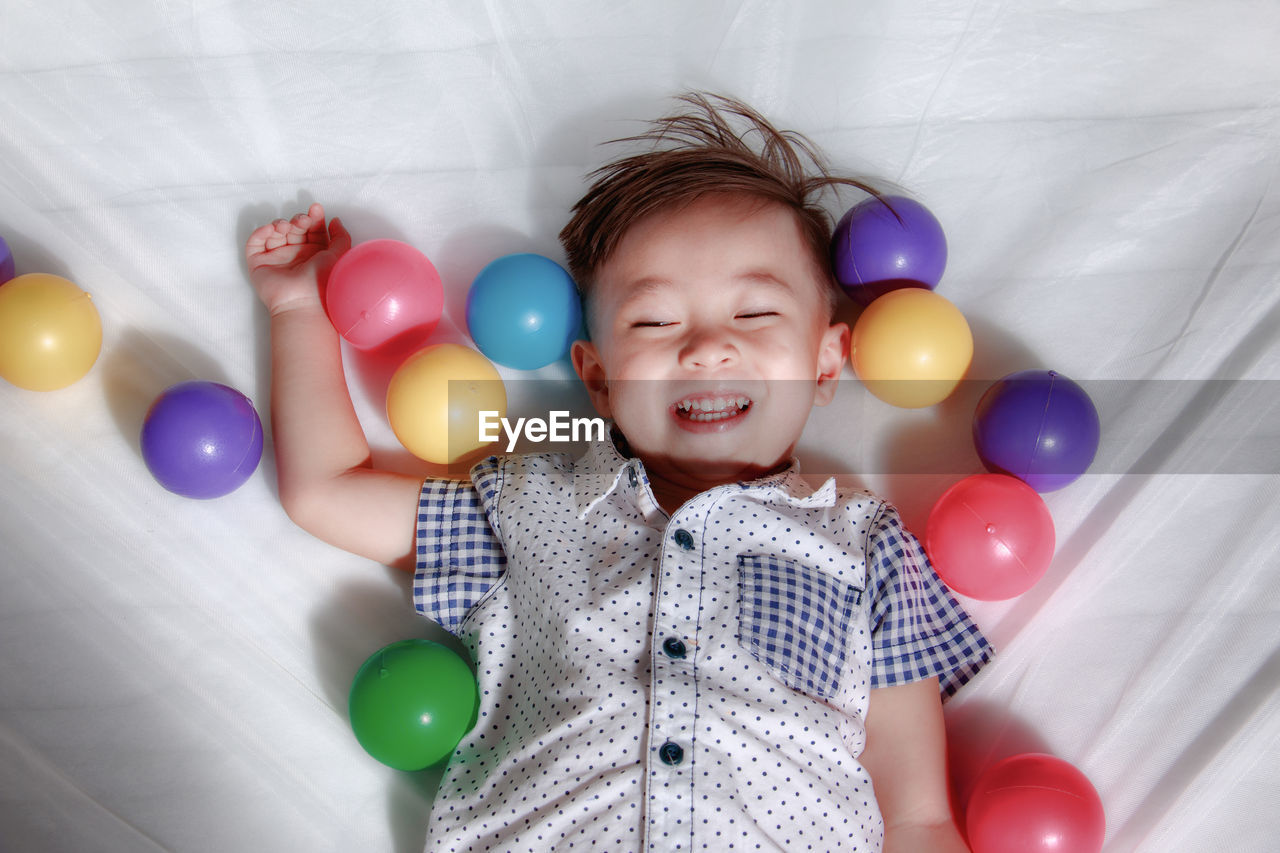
[648, 443, 793, 486]
[615, 418, 797, 483]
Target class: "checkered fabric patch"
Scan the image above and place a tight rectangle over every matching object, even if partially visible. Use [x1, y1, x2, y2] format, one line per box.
[865, 503, 993, 697]
[413, 476, 507, 634]
[737, 554, 861, 701]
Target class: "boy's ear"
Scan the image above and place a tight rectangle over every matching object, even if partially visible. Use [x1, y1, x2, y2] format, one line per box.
[571, 339, 613, 418]
[814, 321, 849, 406]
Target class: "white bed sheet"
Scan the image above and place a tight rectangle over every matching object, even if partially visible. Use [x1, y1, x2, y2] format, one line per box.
[3, 2, 1278, 851]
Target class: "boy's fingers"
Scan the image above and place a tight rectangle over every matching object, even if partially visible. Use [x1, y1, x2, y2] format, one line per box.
[245, 223, 276, 255]
[286, 213, 311, 244]
[245, 205, 338, 261]
[253, 220, 285, 251]
[328, 216, 353, 254]
[306, 215, 329, 245]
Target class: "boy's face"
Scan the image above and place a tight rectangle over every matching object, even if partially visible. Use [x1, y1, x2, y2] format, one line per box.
[571, 194, 848, 494]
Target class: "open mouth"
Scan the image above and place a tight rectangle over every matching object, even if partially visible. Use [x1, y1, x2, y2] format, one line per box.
[672, 394, 753, 423]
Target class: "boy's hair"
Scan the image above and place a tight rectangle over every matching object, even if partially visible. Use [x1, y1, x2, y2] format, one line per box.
[559, 92, 879, 325]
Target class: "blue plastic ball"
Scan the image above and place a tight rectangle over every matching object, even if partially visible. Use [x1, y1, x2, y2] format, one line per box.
[830, 196, 947, 306]
[465, 253, 582, 370]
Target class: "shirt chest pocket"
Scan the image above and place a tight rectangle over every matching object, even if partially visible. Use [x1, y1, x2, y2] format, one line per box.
[736, 554, 863, 703]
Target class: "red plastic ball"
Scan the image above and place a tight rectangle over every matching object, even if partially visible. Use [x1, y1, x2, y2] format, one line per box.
[925, 474, 1055, 600]
[325, 239, 444, 350]
[966, 753, 1105, 853]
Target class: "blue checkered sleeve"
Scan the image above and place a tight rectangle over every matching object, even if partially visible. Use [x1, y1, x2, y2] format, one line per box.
[412, 465, 507, 634]
[865, 502, 993, 698]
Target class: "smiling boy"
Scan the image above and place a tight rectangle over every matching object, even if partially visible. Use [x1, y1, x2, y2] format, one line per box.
[246, 93, 990, 851]
[571, 193, 845, 511]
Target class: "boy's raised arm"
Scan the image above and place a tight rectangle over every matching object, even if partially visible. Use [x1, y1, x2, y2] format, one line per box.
[247, 204, 423, 570]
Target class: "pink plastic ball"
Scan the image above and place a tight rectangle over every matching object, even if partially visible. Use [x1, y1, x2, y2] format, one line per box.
[925, 474, 1055, 600]
[966, 753, 1105, 853]
[325, 239, 444, 350]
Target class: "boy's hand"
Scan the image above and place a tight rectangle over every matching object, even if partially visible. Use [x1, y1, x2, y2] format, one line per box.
[246, 203, 351, 315]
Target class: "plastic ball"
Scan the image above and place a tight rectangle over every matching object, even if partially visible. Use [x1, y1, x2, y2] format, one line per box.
[386, 343, 507, 464]
[348, 638, 478, 771]
[831, 195, 947, 305]
[0, 273, 102, 391]
[850, 288, 973, 408]
[325, 239, 444, 350]
[465, 253, 582, 370]
[926, 473, 1055, 600]
[974, 369, 1101, 492]
[0, 233, 15, 284]
[140, 381, 264, 499]
[966, 753, 1105, 853]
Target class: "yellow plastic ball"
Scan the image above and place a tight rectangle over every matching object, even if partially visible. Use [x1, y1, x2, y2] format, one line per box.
[386, 343, 507, 464]
[0, 273, 103, 391]
[850, 288, 973, 408]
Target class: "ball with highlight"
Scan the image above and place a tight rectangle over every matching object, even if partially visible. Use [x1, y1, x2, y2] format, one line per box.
[926, 474, 1055, 600]
[325, 239, 444, 350]
[966, 753, 1105, 853]
[386, 343, 507, 464]
[0, 273, 103, 391]
[850, 288, 972, 408]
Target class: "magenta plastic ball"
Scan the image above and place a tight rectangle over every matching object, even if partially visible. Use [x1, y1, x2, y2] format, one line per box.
[925, 474, 1055, 600]
[973, 369, 1101, 492]
[830, 195, 947, 305]
[966, 753, 1105, 853]
[325, 239, 444, 350]
[140, 381, 263, 499]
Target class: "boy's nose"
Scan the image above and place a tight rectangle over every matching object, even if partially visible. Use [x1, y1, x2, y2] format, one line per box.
[679, 326, 738, 369]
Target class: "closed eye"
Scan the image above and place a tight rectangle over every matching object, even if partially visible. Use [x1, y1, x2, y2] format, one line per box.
[736, 311, 779, 319]
[632, 320, 676, 328]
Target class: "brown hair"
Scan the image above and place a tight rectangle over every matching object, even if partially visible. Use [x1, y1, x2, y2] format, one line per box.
[559, 92, 879, 324]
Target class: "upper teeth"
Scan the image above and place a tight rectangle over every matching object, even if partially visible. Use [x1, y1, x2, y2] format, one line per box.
[676, 396, 751, 413]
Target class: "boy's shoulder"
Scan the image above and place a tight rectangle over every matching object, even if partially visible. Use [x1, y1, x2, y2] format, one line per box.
[470, 450, 585, 480]
[466, 449, 588, 503]
[784, 476, 925, 554]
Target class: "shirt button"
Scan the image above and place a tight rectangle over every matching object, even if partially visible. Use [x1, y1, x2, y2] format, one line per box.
[673, 528, 694, 550]
[662, 637, 687, 659]
[627, 467, 638, 487]
[659, 741, 684, 766]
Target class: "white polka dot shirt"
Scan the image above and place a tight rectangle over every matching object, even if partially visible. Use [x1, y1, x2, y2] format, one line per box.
[413, 436, 991, 851]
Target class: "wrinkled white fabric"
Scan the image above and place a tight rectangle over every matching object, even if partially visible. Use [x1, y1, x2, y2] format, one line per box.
[1, 2, 1278, 852]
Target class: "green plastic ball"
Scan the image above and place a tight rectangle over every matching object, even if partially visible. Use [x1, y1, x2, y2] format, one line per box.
[348, 638, 478, 771]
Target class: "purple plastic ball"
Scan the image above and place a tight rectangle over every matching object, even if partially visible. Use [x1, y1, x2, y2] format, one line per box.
[973, 369, 1101, 492]
[141, 380, 263, 499]
[830, 195, 947, 305]
[0, 233, 15, 285]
